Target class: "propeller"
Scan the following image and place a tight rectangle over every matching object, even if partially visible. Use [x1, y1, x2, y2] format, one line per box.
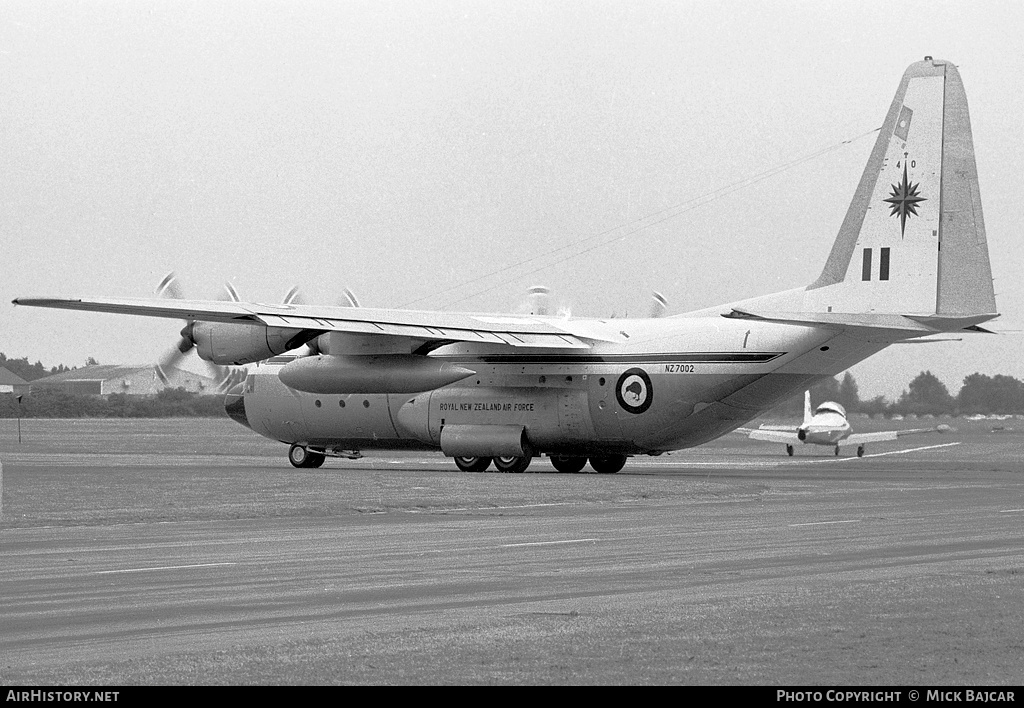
[153, 272, 260, 393]
[609, 291, 668, 319]
[282, 285, 359, 309]
[155, 274, 360, 385]
[153, 273, 241, 391]
[340, 287, 360, 308]
[650, 291, 668, 318]
[285, 286, 364, 356]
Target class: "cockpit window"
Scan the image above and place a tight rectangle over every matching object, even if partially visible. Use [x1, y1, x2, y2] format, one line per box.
[814, 402, 846, 417]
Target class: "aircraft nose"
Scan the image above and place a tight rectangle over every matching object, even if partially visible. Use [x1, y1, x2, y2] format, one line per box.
[224, 383, 251, 430]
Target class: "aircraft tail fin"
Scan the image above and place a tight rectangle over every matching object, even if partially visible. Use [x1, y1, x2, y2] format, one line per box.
[747, 58, 997, 326]
[811, 58, 996, 318]
[802, 391, 812, 426]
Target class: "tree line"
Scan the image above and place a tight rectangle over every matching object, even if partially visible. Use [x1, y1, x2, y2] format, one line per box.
[778, 371, 1024, 417]
[0, 387, 226, 418]
[0, 353, 81, 381]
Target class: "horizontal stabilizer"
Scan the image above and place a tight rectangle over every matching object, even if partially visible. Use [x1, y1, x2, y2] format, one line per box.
[724, 308, 997, 335]
[746, 429, 800, 444]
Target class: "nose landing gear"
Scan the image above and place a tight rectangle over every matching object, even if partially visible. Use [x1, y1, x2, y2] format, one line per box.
[288, 443, 325, 468]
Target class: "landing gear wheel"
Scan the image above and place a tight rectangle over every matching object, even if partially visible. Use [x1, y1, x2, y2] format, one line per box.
[857, 445, 865, 458]
[454, 456, 492, 472]
[589, 454, 626, 474]
[288, 444, 324, 468]
[494, 455, 532, 473]
[550, 455, 587, 474]
[834, 445, 841, 456]
[786, 445, 794, 457]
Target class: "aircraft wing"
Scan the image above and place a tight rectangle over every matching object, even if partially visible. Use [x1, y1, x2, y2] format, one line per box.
[744, 428, 800, 444]
[12, 296, 616, 349]
[839, 425, 950, 446]
[896, 425, 953, 437]
[838, 431, 899, 446]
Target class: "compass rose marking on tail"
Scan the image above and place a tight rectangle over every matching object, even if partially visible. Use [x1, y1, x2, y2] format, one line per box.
[883, 163, 926, 238]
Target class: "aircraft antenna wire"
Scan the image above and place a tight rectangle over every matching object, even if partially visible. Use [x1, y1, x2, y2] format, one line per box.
[399, 127, 879, 310]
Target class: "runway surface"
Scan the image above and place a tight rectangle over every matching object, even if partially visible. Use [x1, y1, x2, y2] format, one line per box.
[1, 419, 1022, 684]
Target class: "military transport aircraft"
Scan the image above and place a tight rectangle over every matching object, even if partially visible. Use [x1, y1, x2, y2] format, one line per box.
[740, 390, 950, 457]
[14, 58, 998, 474]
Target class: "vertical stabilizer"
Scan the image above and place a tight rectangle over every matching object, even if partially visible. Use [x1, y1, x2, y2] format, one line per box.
[802, 391, 813, 426]
[806, 58, 996, 318]
[933, 65, 996, 316]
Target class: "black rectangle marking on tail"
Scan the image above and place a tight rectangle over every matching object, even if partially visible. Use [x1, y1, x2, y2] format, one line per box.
[879, 247, 890, 280]
[862, 248, 872, 281]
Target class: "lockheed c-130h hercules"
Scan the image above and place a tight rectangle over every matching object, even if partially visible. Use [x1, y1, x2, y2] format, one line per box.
[15, 58, 999, 474]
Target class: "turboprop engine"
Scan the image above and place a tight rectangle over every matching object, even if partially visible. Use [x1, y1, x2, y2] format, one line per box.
[185, 321, 318, 366]
[278, 354, 475, 394]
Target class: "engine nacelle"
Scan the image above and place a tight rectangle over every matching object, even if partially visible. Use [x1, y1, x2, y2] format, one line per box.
[191, 322, 316, 365]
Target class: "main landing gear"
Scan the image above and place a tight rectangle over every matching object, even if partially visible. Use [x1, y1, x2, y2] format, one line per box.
[549, 454, 627, 474]
[454, 456, 492, 472]
[450, 453, 628, 474]
[494, 455, 533, 473]
[453, 455, 534, 473]
[550, 455, 587, 474]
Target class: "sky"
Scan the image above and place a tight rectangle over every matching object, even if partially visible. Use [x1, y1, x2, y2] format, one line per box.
[2, 0, 1021, 400]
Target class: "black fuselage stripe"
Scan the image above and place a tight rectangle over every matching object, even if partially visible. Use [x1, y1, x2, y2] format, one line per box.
[433, 352, 786, 365]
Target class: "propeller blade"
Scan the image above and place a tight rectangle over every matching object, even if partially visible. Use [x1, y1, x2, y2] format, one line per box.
[341, 288, 360, 308]
[283, 285, 305, 306]
[155, 345, 189, 385]
[650, 291, 668, 318]
[154, 275, 240, 388]
[155, 272, 185, 300]
[203, 361, 234, 392]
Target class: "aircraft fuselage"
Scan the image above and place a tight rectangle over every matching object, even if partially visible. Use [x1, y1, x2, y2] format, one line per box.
[227, 316, 884, 457]
[798, 413, 853, 446]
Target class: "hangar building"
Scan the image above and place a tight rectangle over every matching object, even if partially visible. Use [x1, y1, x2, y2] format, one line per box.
[30, 364, 220, 396]
[0, 367, 30, 396]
